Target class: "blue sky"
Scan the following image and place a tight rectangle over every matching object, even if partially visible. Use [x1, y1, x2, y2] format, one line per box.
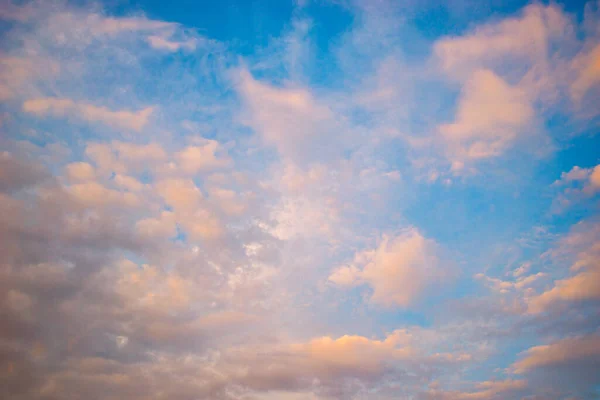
[1, 0, 600, 399]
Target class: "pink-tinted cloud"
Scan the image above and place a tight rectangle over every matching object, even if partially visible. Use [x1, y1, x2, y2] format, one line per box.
[329, 228, 447, 307]
[512, 334, 600, 373]
[23, 98, 154, 132]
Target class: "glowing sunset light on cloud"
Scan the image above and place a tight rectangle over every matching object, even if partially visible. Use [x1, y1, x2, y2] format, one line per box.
[1, 0, 600, 399]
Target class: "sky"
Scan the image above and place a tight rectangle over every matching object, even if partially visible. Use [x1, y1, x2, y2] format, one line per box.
[0, 0, 599, 399]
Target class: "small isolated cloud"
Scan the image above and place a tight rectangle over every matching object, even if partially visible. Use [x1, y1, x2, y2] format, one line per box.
[23, 98, 154, 132]
[329, 228, 447, 307]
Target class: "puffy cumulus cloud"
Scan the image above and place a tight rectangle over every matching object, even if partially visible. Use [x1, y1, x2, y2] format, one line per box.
[429, 3, 600, 170]
[207, 187, 248, 216]
[3, 0, 600, 399]
[0, 153, 272, 399]
[329, 229, 447, 307]
[219, 328, 473, 397]
[23, 97, 154, 132]
[154, 178, 226, 240]
[24, 329, 455, 400]
[156, 178, 204, 211]
[291, 330, 415, 376]
[83, 139, 232, 179]
[64, 161, 96, 182]
[439, 69, 535, 162]
[175, 139, 233, 174]
[85, 141, 168, 176]
[134, 211, 177, 239]
[425, 379, 527, 400]
[0, 142, 474, 398]
[552, 163, 600, 211]
[67, 181, 140, 209]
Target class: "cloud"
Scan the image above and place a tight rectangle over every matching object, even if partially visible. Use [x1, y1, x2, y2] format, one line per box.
[3, 1, 600, 399]
[329, 228, 446, 307]
[0, 151, 49, 193]
[553, 163, 600, 204]
[147, 35, 197, 52]
[155, 178, 225, 240]
[526, 221, 600, 313]
[235, 68, 342, 165]
[291, 330, 415, 377]
[23, 98, 154, 132]
[430, 3, 585, 170]
[426, 379, 527, 400]
[439, 69, 534, 162]
[433, 4, 571, 78]
[85, 141, 167, 176]
[175, 140, 232, 174]
[134, 211, 177, 239]
[0, 1, 36, 21]
[67, 181, 140, 209]
[526, 268, 600, 314]
[64, 162, 96, 182]
[570, 43, 600, 103]
[0, 56, 59, 101]
[156, 178, 203, 211]
[512, 334, 600, 374]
